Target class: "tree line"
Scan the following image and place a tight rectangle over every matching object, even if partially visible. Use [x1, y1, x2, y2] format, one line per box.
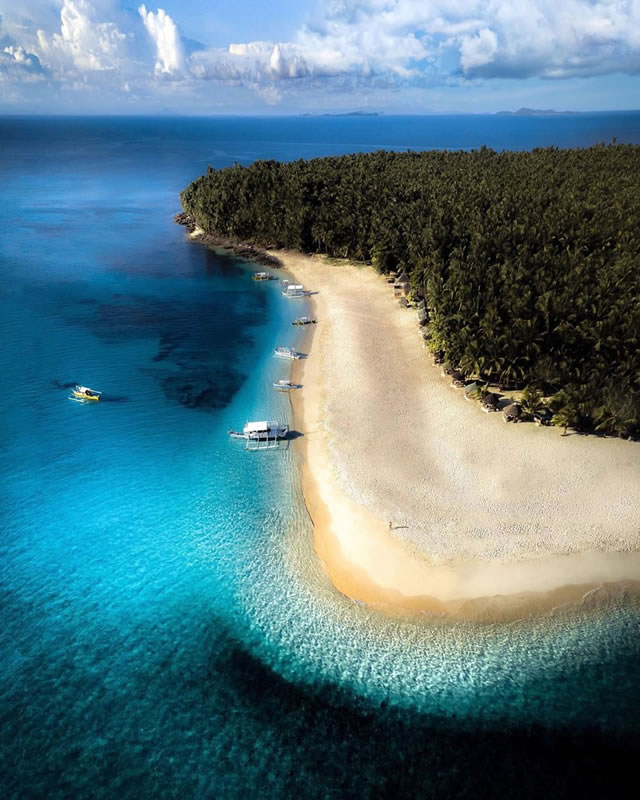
[181, 144, 640, 437]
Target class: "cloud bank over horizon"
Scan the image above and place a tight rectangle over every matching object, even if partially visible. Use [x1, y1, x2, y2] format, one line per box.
[0, 0, 639, 112]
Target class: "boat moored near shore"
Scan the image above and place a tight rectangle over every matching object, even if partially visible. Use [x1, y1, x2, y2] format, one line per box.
[274, 346, 303, 360]
[292, 316, 316, 326]
[273, 380, 302, 391]
[282, 283, 312, 298]
[252, 271, 274, 281]
[228, 420, 289, 449]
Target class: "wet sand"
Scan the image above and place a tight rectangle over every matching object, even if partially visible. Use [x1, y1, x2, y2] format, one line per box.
[275, 251, 640, 620]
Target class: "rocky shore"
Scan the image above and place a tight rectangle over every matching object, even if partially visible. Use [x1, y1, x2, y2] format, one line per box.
[174, 213, 282, 268]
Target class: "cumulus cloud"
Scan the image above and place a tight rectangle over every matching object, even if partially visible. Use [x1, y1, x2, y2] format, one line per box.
[36, 0, 128, 72]
[189, 39, 308, 84]
[184, 0, 640, 95]
[0, 44, 46, 81]
[1, 0, 640, 108]
[460, 27, 498, 72]
[138, 4, 184, 76]
[296, 0, 640, 80]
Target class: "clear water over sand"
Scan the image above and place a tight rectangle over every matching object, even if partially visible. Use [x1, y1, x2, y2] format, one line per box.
[1, 116, 639, 797]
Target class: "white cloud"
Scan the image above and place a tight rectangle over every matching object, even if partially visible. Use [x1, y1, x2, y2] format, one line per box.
[36, 0, 128, 72]
[0, 44, 45, 81]
[460, 27, 498, 71]
[138, 4, 184, 76]
[268, 43, 308, 79]
[189, 40, 308, 85]
[184, 0, 640, 93]
[1, 0, 640, 109]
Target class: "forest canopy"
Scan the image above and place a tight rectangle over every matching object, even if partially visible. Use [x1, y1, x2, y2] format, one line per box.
[181, 145, 640, 437]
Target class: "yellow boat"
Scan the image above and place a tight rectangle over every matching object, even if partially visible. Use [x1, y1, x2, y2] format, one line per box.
[71, 385, 101, 402]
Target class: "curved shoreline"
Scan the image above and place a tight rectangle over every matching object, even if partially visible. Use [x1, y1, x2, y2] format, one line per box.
[278, 250, 640, 621]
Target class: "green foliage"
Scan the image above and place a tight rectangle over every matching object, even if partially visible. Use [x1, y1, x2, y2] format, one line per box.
[519, 385, 545, 420]
[467, 385, 486, 402]
[181, 145, 640, 437]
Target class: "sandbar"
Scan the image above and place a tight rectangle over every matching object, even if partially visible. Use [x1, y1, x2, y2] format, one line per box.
[274, 251, 640, 620]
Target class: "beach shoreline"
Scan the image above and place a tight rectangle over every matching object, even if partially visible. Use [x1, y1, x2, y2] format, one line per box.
[277, 250, 640, 621]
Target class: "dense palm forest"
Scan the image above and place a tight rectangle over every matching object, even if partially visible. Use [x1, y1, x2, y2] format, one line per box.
[181, 145, 640, 437]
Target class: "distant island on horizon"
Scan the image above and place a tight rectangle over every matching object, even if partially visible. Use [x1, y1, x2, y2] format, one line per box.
[300, 111, 382, 117]
[496, 107, 578, 116]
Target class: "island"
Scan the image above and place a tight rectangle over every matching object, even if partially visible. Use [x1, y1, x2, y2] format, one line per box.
[496, 107, 578, 116]
[179, 145, 640, 619]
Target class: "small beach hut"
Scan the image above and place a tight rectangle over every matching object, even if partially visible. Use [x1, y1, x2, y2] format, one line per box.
[440, 362, 454, 377]
[464, 381, 485, 400]
[533, 408, 553, 426]
[394, 271, 411, 298]
[481, 392, 500, 412]
[503, 403, 522, 422]
[451, 371, 466, 388]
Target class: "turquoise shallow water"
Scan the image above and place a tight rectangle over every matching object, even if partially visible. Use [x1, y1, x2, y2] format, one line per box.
[1, 116, 640, 798]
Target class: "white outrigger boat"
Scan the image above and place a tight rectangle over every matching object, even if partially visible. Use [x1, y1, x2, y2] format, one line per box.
[292, 316, 316, 326]
[282, 283, 312, 298]
[70, 385, 102, 403]
[252, 271, 273, 281]
[274, 346, 302, 360]
[273, 380, 301, 391]
[228, 420, 289, 449]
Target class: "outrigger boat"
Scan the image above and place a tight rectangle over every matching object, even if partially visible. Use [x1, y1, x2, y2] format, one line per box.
[292, 316, 316, 326]
[273, 380, 301, 391]
[282, 283, 312, 298]
[228, 420, 289, 449]
[252, 271, 273, 281]
[70, 385, 101, 403]
[274, 346, 302, 360]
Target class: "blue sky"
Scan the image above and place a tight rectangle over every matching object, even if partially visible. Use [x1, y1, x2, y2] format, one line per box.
[1, 0, 639, 114]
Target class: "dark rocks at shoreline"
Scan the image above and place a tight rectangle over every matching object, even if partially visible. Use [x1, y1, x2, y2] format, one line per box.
[174, 213, 282, 268]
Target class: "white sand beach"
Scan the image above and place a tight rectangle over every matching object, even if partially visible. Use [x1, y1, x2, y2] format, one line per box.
[275, 251, 640, 619]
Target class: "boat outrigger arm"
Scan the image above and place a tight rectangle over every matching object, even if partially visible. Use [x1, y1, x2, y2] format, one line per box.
[228, 420, 289, 449]
[70, 385, 102, 402]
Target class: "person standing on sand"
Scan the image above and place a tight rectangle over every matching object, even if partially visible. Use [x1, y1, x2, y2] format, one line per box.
[388, 521, 393, 530]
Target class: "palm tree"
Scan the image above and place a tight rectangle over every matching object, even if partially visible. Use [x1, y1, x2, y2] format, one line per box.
[519, 385, 545, 420]
[552, 405, 577, 436]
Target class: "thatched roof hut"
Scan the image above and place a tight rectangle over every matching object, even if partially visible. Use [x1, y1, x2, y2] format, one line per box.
[503, 402, 522, 421]
[393, 271, 411, 297]
[481, 392, 500, 410]
[533, 408, 553, 426]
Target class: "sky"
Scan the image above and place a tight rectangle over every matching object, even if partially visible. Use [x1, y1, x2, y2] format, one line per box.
[0, 0, 639, 114]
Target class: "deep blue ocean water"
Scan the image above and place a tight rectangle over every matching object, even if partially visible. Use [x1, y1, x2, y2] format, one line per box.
[1, 114, 640, 799]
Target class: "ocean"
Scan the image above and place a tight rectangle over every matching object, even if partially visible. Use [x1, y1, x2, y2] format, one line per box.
[1, 114, 640, 798]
